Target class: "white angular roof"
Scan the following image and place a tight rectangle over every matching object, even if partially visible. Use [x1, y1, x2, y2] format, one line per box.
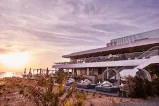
[63, 37, 159, 58]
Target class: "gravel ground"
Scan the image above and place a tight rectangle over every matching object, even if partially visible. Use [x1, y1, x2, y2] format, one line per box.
[115, 98, 159, 106]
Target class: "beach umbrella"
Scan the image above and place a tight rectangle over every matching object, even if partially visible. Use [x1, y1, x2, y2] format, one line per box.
[103, 69, 117, 81]
[136, 68, 152, 81]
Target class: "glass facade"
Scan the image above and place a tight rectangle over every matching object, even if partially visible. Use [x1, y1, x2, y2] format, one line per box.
[107, 29, 159, 47]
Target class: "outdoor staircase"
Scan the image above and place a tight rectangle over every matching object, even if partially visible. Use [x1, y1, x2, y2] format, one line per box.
[135, 55, 159, 69]
[120, 55, 159, 77]
[118, 46, 159, 77]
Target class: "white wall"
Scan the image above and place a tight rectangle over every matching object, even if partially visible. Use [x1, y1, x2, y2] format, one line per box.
[54, 58, 148, 68]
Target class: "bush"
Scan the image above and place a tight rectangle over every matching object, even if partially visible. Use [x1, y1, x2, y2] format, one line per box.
[124, 76, 159, 99]
[56, 69, 67, 84]
[131, 77, 149, 98]
[74, 75, 92, 82]
[36, 76, 48, 87]
[26, 74, 86, 106]
[151, 78, 159, 96]
[19, 89, 24, 94]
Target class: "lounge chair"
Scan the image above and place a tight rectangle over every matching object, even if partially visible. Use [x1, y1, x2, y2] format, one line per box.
[76, 79, 96, 89]
[95, 81, 119, 93]
[65, 78, 75, 86]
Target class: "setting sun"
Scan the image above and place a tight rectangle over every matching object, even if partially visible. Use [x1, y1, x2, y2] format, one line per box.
[0, 52, 29, 68]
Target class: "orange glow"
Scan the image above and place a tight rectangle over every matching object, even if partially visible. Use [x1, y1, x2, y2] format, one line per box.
[3, 72, 15, 77]
[0, 52, 29, 68]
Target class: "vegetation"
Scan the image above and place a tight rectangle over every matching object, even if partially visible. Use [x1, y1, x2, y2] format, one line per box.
[74, 75, 92, 82]
[0, 72, 87, 106]
[151, 78, 159, 96]
[124, 76, 159, 99]
[0, 76, 141, 106]
[55, 69, 67, 84]
[25, 70, 87, 106]
[27, 77, 75, 106]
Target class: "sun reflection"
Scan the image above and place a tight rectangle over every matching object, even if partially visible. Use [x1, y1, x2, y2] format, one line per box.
[0, 52, 29, 68]
[4, 72, 15, 77]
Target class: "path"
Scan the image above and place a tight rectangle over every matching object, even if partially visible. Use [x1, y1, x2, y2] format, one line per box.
[115, 98, 159, 106]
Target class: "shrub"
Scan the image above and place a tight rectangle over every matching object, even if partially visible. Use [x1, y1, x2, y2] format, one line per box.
[26, 75, 86, 106]
[56, 69, 67, 84]
[19, 89, 24, 94]
[151, 78, 159, 96]
[74, 91, 87, 106]
[131, 77, 148, 98]
[74, 75, 92, 82]
[124, 76, 159, 99]
[36, 76, 48, 87]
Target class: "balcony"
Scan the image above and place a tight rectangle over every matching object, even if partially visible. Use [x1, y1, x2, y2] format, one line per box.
[55, 49, 159, 65]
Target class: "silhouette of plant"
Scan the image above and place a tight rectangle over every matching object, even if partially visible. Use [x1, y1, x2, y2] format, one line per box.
[124, 76, 159, 99]
[26, 75, 86, 106]
[36, 76, 48, 87]
[74, 75, 92, 82]
[55, 69, 67, 84]
[152, 78, 159, 96]
[77, 93, 86, 106]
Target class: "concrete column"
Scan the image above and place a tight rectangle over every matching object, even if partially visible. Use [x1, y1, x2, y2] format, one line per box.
[67, 69, 69, 75]
[72, 69, 75, 75]
[107, 67, 109, 79]
[87, 68, 89, 75]
[77, 69, 80, 75]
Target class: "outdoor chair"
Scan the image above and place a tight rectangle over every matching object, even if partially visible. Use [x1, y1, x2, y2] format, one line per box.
[95, 81, 119, 93]
[76, 79, 96, 89]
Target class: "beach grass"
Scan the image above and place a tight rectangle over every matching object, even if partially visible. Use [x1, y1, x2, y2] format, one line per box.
[0, 76, 141, 106]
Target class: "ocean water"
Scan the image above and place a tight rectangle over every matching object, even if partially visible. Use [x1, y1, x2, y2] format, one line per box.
[0, 72, 22, 78]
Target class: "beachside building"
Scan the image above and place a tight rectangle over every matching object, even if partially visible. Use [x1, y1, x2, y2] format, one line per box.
[53, 29, 159, 84]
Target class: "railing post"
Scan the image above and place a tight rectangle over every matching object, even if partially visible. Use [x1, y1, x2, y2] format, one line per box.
[87, 68, 89, 75]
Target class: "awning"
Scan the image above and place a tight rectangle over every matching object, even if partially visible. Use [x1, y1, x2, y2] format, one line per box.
[119, 69, 137, 78]
[119, 68, 152, 81]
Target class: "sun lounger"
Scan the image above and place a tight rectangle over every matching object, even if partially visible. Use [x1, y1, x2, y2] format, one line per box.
[76, 79, 96, 89]
[95, 81, 119, 93]
[65, 78, 75, 86]
[77, 83, 96, 89]
[95, 85, 119, 93]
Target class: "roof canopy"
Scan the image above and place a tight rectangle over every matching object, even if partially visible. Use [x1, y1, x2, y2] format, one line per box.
[63, 38, 159, 58]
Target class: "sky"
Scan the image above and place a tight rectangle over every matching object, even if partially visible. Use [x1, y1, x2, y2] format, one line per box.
[0, 0, 159, 72]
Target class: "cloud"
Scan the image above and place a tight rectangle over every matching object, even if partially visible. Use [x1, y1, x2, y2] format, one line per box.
[0, 45, 28, 55]
[0, 0, 159, 66]
[0, 48, 10, 54]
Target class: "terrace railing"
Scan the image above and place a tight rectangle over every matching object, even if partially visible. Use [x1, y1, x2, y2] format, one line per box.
[137, 46, 159, 59]
[115, 46, 159, 73]
[55, 46, 159, 65]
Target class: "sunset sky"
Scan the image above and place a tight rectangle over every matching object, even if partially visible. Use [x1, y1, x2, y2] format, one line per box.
[0, 0, 159, 72]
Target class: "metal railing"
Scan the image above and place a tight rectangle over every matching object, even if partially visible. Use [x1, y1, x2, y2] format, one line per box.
[55, 46, 159, 65]
[138, 46, 159, 59]
[115, 46, 159, 73]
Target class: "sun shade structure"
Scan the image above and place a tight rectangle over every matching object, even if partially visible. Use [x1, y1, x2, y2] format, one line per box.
[102, 69, 120, 81]
[136, 68, 152, 81]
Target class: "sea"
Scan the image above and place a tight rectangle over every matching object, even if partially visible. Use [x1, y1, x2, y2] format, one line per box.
[0, 72, 23, 78]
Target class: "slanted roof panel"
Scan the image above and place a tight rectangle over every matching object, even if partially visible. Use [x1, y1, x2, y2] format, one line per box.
[63, 38, 159, 58]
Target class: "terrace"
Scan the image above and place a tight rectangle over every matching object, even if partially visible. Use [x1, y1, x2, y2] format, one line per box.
[55, 49, 159, 65]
